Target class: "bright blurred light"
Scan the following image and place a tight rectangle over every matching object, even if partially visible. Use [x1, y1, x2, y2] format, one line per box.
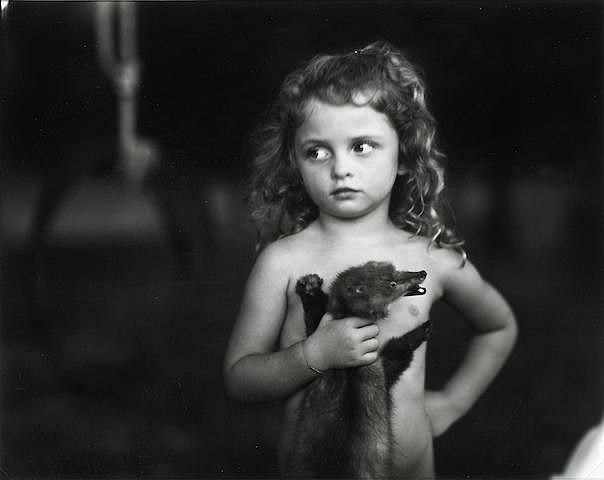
[1, 0, 8, 12]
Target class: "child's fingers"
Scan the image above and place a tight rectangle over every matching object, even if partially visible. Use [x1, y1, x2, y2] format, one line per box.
[361, 338, 379, 353]
[360, 350, 378, 364]
[349, 317, 375, 329]
[358, 324, 379, 340]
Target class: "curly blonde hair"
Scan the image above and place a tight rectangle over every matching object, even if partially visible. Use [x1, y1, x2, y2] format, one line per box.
[248, 40, 465, 259]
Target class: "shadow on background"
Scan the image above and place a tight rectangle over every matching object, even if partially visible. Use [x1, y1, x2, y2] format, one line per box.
[1, 2, 602, 478]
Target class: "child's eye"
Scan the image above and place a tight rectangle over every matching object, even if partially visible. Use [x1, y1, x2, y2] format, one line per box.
[352, 142, 375, 155]
[305, 146, 331, 162]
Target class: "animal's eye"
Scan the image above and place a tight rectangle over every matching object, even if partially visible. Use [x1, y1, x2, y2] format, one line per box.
[389, 281, 398, 288]
[355, 286, 365, 294]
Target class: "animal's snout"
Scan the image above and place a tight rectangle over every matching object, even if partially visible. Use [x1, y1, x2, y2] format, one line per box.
[396, 270, 427, 297]
[396, 270, 427, 282]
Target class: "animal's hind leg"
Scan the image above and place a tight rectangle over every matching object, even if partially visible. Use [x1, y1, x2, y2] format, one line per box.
[381, 321, 432, 390]
[295, 274, 328, 335]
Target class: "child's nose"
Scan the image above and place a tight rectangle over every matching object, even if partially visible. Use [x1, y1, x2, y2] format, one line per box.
[330, 153, 354, 179]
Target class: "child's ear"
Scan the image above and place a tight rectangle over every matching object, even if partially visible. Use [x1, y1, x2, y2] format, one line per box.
[397, 163, 409, 175]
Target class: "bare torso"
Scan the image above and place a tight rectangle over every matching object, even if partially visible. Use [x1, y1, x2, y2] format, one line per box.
[276, 226, 443, 477]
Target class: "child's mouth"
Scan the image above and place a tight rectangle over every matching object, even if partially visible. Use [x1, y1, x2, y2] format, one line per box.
[331, 188, 359, 196]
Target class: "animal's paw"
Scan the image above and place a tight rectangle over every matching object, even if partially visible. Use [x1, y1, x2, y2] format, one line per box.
[295, 274, 324, 297]
[296, 274, 328, 335]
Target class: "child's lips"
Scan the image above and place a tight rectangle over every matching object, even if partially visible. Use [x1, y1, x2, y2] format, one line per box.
[331, 187, 360, 196]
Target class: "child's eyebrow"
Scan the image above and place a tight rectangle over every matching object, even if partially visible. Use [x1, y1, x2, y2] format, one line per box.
[297, 137, 327, 145]
[295, 139, 329, 152]
[349, 135, 385, 141]
[297, 134, 386, 146]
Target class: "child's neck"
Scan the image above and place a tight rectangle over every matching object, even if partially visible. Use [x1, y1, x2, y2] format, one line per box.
[316, 210, 397, 244]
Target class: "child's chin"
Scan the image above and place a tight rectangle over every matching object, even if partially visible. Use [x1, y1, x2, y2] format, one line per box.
[324, 204, 374, 219]
[334, 211, 368, 220]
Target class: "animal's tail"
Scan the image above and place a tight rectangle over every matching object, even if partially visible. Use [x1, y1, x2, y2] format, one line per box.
[347, 365, 391, 479]
[285, 371, 350, 478]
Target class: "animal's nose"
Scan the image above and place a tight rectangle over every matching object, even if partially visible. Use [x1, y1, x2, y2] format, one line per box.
[395, 270, 427, 282]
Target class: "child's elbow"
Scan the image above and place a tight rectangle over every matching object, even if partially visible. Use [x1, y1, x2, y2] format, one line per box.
[502, 308, 519, 353]
[223, 361, 251, 402]
[223, 359, 241, 399]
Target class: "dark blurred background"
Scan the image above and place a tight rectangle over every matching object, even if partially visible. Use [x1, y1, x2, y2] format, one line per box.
[1, 1, 602, 478]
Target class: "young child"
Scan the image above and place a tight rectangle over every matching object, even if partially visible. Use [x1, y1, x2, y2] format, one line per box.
[224, 41, 517, 477]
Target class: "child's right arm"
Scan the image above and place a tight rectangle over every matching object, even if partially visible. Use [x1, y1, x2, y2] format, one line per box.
[224, 244, 380, 402]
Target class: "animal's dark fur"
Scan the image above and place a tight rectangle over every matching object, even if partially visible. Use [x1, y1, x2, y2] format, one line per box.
[286, 261, 430, 479]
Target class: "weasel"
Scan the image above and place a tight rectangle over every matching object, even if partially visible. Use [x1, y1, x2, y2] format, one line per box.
[285, 261, 430, 479]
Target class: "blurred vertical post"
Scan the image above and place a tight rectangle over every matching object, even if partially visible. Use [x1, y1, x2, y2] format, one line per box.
[95, 1, 157, 187]
[116, 2, 138, 180]
[1, 0, 8, 20]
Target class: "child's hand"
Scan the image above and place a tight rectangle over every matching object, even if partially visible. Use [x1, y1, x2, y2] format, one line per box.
[304, 313, 380, 371]
[424, 390, 467, 437]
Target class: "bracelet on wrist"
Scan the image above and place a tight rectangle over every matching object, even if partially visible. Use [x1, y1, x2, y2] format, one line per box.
[302, 340, 324, 375]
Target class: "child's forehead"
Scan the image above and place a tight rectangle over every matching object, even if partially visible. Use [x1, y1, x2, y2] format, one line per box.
[300, 88, 375, 114]
[297, 98, 394, 138]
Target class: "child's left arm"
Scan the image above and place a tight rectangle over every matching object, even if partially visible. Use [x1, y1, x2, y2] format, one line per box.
[425, 255, 518, 437]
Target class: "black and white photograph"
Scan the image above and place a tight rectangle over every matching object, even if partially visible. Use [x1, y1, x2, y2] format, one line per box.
[1, 1, 602, 478]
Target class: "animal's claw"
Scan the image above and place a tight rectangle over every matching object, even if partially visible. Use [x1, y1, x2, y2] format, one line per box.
[296, 274, 324, 296]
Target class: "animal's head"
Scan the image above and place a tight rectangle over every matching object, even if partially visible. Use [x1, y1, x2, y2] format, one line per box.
[328, 261, 426, 320]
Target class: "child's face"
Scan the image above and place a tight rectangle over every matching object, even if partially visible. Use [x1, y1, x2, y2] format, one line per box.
[294, 98, 403, 221]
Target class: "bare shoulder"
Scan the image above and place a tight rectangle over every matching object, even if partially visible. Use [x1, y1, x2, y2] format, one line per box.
[427, 245, 480, 289]
[255, 238, 294, 273]
[393, 232, 464, 273]
[426, 244, 468, 273]
[259, 228, 317, 268]
[431, 246, 516, 334]
[250, 228, 320, 290]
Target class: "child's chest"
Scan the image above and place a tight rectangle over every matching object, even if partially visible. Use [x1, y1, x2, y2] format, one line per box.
[280, 247, 441, 349]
